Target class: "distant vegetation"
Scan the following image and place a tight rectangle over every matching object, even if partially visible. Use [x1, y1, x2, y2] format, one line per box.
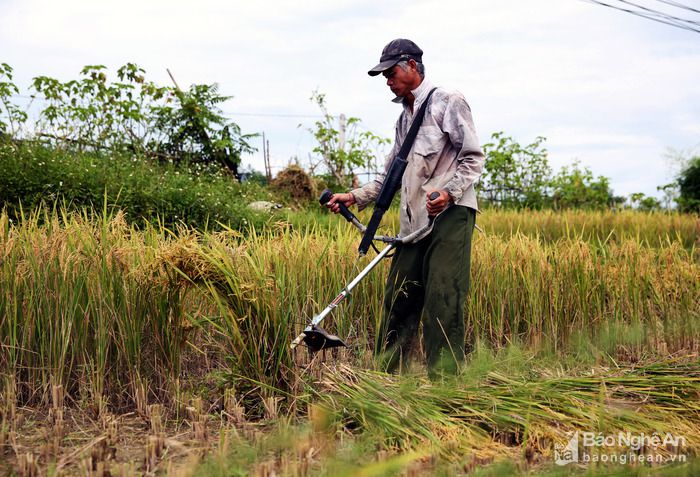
[1, 62, 256, 176]
[0, 140, 272, 231]
[678, 155, 700, 212]
[478, 131, 675, 211]
[0, 62, 272, 230]
[2, 62, 697, 234]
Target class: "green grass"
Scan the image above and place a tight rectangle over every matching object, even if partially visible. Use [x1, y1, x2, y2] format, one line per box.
[0, 140, 274, 231]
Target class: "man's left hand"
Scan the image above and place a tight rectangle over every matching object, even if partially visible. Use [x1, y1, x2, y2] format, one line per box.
[426, 189, 452, 216]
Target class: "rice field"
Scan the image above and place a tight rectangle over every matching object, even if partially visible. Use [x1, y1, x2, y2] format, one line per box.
[0, 207, 698, 476]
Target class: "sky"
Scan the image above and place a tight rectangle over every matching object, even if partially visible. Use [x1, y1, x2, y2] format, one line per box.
[2, 0, 699, 198]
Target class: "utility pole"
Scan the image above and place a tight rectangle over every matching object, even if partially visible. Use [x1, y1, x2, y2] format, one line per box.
[339, 113, 353, 185]
[266, 138, 271, 181]
[338, 113, 346, 152]
[262, 132, 272, 182]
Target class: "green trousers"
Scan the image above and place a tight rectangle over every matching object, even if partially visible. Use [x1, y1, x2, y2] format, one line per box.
[375, 205, 476, 376]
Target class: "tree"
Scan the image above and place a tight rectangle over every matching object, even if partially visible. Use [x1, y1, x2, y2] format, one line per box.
[0, 63, 28, 138]
[639, 196, 662, 211]
[479, 132, 551, 208]
[629, 192, 646, 208]
[306, 91, 389, 189]
[29, 63, 256, 177]
[677, 156, 700, 212]
[550, 161, 613, 210]
[629, 192, 661, 211]
[156, 82, 257, 178]
[657, 183, 678, 210]
[32, 64, 165, 151]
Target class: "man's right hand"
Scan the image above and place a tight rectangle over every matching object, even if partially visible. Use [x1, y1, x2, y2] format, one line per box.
[325, 192, 356, 214]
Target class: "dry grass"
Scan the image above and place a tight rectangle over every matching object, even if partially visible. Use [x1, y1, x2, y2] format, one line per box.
[1, 207, 699, 475]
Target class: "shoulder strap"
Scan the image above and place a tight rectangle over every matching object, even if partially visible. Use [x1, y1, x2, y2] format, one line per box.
[355, 87, 438, 256]
[397, 87, 438, 159]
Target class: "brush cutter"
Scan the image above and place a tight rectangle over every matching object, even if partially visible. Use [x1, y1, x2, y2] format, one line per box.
[289, 189, 442, 352]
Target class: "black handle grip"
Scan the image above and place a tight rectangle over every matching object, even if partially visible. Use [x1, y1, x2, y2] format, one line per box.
[428, 191, 441, 219]
[319, 189, 333, 205]
[319, 188, 357, 223]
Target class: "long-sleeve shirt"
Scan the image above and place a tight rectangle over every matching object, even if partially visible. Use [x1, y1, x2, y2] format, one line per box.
[351, 79, 484, 242]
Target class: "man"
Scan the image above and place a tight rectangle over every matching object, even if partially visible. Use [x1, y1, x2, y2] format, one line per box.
[326, 39, 484, 376]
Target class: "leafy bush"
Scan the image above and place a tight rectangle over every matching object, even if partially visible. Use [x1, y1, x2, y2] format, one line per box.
[677, 156, 700, 213]
[0, 63, 27, 137]
[549, 161, 614, 210]
[478, 133, 615, 210]
[305, 91, 390, 189]
[479, 132, 551, 209]
[0, 141, 273, 231]
[2, 63, 256, 178]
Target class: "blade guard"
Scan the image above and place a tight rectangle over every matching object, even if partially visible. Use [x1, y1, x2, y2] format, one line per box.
[301, 325, 347, 352]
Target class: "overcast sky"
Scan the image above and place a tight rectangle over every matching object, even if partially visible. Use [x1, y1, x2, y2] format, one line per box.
[2, 0, 699, 198]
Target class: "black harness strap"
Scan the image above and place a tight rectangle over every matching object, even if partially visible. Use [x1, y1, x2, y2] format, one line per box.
[357, 87, 438, 256]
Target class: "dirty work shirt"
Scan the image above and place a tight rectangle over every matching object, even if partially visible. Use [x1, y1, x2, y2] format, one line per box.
[350, 79, 484, 242]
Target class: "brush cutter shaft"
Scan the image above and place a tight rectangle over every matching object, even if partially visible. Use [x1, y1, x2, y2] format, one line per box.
[310, 242, 393, 327]
[291, 191, 445, 350]
[289, 242, 395, 349]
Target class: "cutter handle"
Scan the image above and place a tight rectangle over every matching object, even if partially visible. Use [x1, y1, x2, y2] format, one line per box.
[320, 188, 358, 223]
[428, 191, 440, 218]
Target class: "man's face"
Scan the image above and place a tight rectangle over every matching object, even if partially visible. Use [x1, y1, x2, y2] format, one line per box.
[383, 62, 419, 98]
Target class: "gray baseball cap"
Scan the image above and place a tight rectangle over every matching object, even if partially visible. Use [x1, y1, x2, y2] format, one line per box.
[368, 39, 423, 76]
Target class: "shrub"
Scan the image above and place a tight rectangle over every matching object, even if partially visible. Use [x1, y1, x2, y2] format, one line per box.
[678, 156, 700, 213]
[0, 140, 273, 231]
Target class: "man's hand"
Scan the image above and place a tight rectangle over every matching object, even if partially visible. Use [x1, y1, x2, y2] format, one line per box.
[426, 189, 452, 216]
[326, 192, 356, 214]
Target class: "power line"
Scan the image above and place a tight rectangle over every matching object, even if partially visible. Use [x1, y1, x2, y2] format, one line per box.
[652, 0, 700, 15]
[583, 0, 700, 32]
[221, 111, 323, 119]
[582, 0, 700, 33]
[615, 0, 700, 25]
